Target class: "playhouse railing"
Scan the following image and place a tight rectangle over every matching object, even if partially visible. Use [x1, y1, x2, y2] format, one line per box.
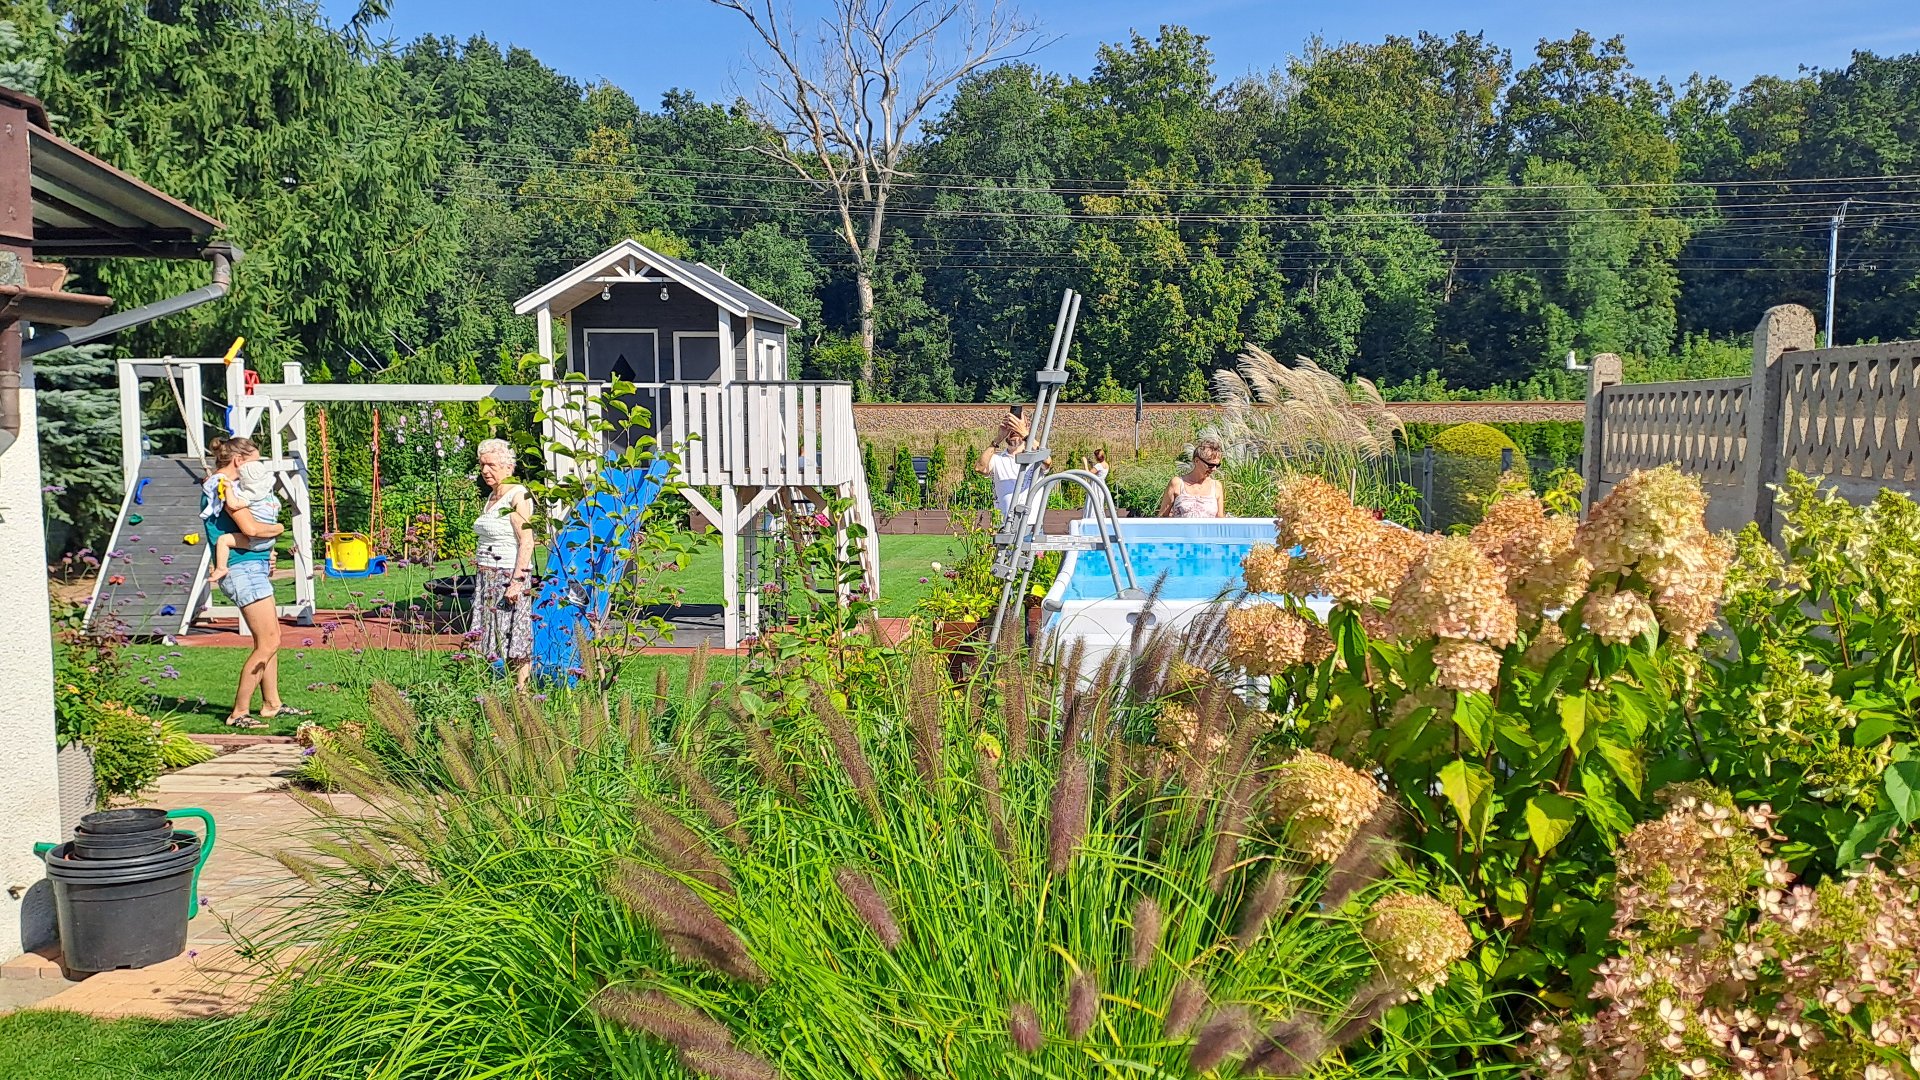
[665, 381, 859, 489]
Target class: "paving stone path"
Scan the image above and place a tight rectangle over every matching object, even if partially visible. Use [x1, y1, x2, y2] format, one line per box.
[3, 743, 347, 1019]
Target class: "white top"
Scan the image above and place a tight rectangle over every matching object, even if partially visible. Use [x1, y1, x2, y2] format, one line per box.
[988, 452, 1025, 519]
[474, 483, 527, 569]
[1091, 461, 1109, 481]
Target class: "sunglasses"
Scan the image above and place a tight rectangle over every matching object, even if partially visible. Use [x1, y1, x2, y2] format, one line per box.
[1199, 456, 1222, 469]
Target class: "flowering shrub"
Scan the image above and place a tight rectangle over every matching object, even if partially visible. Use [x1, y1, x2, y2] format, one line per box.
[1687, 473, 1920, 875]
[1527, 790, 1920, 1080]
[1223, 467, 1734, 996]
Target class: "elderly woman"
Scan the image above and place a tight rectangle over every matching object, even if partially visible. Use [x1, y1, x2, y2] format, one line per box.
[472, 438, 536, 688]
[1158, 434, 1227, 518]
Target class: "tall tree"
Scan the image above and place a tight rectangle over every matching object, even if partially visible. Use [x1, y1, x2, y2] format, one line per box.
[702, 0, 1041, 384]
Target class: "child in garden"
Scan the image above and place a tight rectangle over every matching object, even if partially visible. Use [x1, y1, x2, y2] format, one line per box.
[202, 460, 284, 582]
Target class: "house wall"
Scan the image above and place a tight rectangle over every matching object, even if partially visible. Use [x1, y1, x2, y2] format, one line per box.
[1, 381, 62, 959]
[568, 284, 729, 379]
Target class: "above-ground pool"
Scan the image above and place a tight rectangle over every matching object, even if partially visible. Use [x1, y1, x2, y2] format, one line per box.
[1042, 517, 1329, 674]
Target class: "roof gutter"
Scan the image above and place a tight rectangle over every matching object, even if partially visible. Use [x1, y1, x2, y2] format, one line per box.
[21, 241, 241, 362]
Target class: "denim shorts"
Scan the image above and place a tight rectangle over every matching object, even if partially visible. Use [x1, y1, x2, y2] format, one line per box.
[219, 558, 275, 608]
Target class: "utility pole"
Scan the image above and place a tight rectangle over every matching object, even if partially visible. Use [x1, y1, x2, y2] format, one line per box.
[1825, 197, 1852, 348]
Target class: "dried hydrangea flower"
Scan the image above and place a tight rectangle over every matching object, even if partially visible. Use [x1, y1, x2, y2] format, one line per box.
[1584, 584, 1659, 645]
[1362, 892, 1474, 998]
[1242, 543, 1290, 594]
[1575, 465, 1732, 647]
[1273, 476, 1430, 606]
[1156, 704, 1227, 759]
[1470, 494, 1591, 619]
[1265, 750, 1383, 863]
[1225, 604, 1332, 676]
[1432, 639, 1501, 694]
[1387, 536, 1517, 648]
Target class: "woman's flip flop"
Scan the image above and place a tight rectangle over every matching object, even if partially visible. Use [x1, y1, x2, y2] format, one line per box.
[261, 705, 312, 719]
[224, 715, 266, 729]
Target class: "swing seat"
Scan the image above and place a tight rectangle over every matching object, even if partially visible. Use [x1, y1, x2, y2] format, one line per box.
[323, 532, 387, 578]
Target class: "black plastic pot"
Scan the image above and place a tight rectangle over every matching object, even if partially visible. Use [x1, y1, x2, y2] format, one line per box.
[71, 826, 173, 860]
[43, 834, 202, 972]
[77, 808, 170, 835]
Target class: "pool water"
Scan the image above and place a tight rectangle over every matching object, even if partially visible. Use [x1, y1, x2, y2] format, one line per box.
[1051, 518, 1308, 603]
[1063, 542, 1261, 601]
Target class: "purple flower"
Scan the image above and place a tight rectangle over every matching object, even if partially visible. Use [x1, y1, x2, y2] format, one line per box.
[187, 950, 198, 959]
[919, 576, 929, 584]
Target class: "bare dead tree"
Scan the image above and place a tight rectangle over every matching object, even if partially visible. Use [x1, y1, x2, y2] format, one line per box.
[707, 0, 1042, 385]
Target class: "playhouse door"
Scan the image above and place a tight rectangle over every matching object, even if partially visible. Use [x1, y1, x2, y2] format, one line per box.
[584, 329, 663, 448]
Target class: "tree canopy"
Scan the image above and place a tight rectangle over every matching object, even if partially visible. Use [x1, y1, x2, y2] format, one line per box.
[6, 8, 1920, 405]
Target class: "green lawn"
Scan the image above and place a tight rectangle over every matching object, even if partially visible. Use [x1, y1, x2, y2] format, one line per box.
[273, 534, 964, 619]
[0, 1011, 214, 1080]
[125, 646, 740, 735]
[139, 533, 960, 735]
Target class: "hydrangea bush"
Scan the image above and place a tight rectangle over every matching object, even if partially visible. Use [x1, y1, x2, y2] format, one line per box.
[1221, 465, 1734, 995]
[1527, 790, 1920, 1080]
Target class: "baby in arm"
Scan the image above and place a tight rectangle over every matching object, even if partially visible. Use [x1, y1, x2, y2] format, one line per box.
[203, 462, 284, 582]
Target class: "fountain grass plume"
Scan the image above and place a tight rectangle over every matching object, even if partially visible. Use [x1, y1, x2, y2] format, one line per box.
[1164, 977, 1209, 1037]
[833, 866, 902, 951]
[1066, 969, 1100, 1039]
[1189, 1006, 1257, 1072]
[1319, 803, 1402, 911]
[1129, 895, 1163, 971]
[1207, 768, 1259, 893]
[973, 743, 1016, 864]
[1047, 752, 1091, 877]
[997, 659, 1031, 762]
[591, 987, 737, 1055]
[634, 797, 733, 895]
[1236, 862, 1301, 949]
[610, 861, 767, 985]
[665, 753, 750, 849]
[810, 685, 883, 825]
[677, 1044, 780, 1080]
[725, 705, 800, 803]
[1008, 1002, 1043, 1053]
[1243, 1014, 1332, 1078]
[907, 651, 945, 792]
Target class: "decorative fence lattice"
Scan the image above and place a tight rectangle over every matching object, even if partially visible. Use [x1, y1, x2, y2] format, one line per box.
[1583, 305, 1920, 536]
[1780, 343, 1920, 502]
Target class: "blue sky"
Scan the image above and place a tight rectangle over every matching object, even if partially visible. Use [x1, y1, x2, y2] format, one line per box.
[335, 0, 1920, 107]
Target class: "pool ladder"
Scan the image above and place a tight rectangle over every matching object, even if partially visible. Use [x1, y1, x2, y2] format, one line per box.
[987, 471, 1143, 650]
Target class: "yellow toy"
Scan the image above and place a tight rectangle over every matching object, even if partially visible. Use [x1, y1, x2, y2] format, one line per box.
[183, 534, 201, 545]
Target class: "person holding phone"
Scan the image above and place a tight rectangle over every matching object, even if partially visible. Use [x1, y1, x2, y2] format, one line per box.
[1158, 435, 1226, 518]
[975, 412, 1031, 521]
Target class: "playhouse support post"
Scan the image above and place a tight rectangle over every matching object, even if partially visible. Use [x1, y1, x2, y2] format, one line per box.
[721, 486, 740, 647]
[281, 361, 315, 625]
[117, 359, 141, 495]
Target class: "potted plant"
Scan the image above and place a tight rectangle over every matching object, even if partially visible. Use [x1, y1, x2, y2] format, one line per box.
[1023, 551, 1063, 647]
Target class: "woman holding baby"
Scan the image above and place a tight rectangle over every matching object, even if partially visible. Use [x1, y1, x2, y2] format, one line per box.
[202, 436, 306, 728]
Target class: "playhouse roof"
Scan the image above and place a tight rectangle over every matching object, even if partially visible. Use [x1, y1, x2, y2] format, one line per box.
[512, 238, 801, 328]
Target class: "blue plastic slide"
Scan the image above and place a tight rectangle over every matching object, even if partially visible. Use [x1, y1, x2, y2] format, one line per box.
[530, 456, 674, 683]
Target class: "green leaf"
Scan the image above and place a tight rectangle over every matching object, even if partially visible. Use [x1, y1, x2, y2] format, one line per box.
[1493, 877, 1530, 922]
[1525, 793, 1582, 857]
[1557, 694, 1588, 752]
[1452, 692, 1493, 755]
[1438, 758, 1494, 843]
[1578, 765, 1634, 841]
[1853, 712, 1902, 747]
[1595, 738, 1646, 799]
[1886, 761, 1920, 824]
[1838, 811, 1897, 866]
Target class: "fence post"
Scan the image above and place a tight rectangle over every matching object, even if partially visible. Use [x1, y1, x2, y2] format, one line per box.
[1579, 353, 1623, 519]
[1741, 304, 1817, 540]
[1420, 447, 1434, 530]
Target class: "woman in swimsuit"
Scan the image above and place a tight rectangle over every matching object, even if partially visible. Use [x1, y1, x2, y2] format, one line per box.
[1158, 435, 1226, 518]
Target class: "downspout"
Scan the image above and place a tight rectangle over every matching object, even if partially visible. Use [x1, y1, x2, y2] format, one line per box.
[21, 241, 241, 361]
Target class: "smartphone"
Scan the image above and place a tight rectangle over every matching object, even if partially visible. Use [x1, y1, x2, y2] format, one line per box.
[1010, 405, 1024, 419]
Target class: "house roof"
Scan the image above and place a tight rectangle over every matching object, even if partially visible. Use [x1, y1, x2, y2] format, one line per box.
[512, 238, 801, 328]
[2, 89, 224, 258]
